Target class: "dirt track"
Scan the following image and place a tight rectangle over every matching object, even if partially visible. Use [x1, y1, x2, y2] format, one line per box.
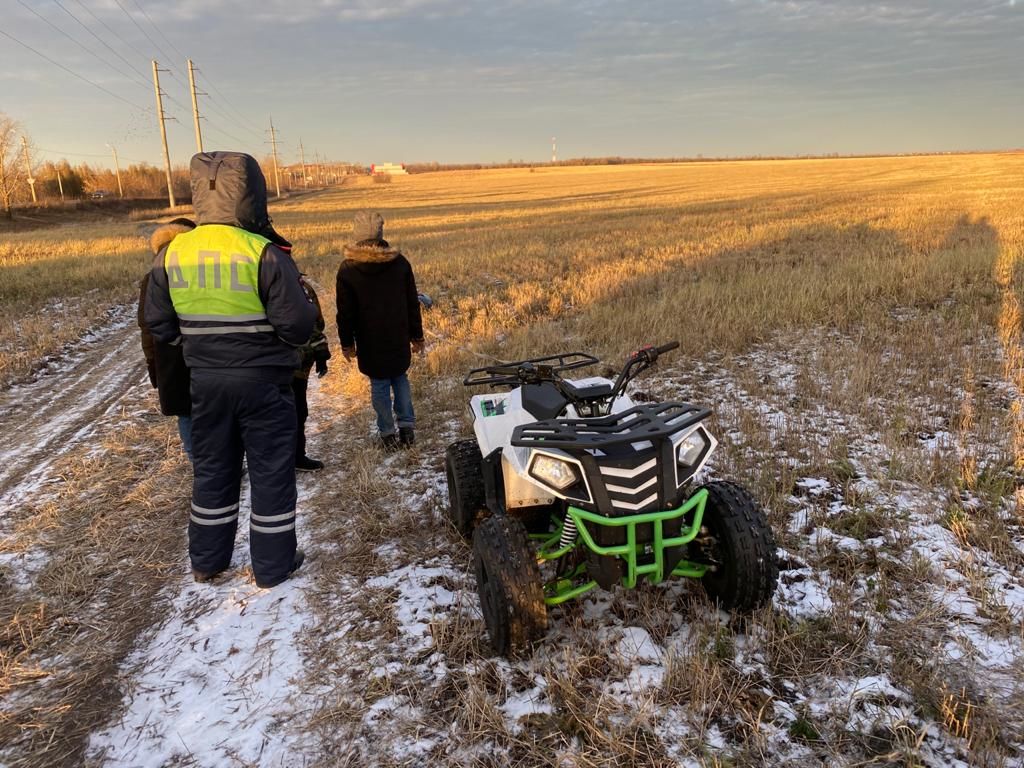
[0, 310, 145, 508]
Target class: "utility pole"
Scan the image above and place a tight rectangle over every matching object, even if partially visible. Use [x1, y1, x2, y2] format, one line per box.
[108, 145, 124, 198]
[21, 136, 37, 203]
[152, 60, 176, 207]
[56, 169, 64, 201]
[299, 139, 308, 188]
[268, 116, 281, 197]
[551, 136, 557, 164]
[187, 59, 204, 153]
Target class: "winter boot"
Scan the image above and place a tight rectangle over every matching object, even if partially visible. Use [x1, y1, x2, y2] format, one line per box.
[254, 549, 306, 589]
[381, 433, 401, 453]
[296, 455, 325, 472]
[399, 427, 415, 448]
[193, 566, 227, 584]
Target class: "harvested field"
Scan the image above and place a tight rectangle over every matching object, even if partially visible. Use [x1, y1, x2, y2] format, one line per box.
[1, 155, 1022, 767]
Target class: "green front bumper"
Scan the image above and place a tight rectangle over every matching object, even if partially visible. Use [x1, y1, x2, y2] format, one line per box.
[537, 487, 710, 605]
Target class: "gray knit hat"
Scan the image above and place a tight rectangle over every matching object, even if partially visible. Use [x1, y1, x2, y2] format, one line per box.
[353, 210, 384, 242]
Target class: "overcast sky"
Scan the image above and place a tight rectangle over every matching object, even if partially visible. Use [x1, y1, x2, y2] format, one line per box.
[2, 0, 1021, 168]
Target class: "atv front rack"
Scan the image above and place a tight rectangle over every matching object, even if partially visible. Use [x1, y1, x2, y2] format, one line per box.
[511, 402, 710, 450]
[534, 487, 711, 605]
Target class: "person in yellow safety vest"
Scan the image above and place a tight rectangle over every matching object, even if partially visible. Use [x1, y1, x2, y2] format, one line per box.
[145, 151, 317, 589]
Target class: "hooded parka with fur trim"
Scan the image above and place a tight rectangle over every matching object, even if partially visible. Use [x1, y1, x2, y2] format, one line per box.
[138, 219, 193, 416]
[335, 239, 424, 379]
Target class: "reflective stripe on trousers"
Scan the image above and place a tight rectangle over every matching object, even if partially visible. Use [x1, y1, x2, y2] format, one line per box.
[190, 501, 240, 526]
[251, 509, 296, 534]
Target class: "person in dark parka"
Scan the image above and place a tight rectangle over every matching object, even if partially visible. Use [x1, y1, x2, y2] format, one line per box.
[257, 236, 332, 472]
[145, 151, 317, 588]
[336, 211, 424, 451]
[139, 217, 195, 460]
[291, 276, 331, 471]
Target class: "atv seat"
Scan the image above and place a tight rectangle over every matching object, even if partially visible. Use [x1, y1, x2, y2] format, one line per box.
[562, 381, 613, 401]
[521, 383, 569, 420]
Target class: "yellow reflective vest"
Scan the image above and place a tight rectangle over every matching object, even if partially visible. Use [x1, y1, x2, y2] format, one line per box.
[165, 224, 271, 335]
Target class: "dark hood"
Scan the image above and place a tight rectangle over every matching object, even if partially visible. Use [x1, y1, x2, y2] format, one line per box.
[190, 152, 288, 246]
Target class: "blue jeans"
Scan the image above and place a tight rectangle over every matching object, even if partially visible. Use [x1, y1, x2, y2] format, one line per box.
[370, 375, 415, 436]
[177, 415, 193, 462]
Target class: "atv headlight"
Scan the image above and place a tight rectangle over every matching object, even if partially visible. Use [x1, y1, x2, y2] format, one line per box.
[529, 454, 580, 491]
[677, 431, 707, 467]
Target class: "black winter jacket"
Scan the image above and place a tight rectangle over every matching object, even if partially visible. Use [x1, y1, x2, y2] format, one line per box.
[336, 240, 424, 379]
[139, 222, 194, 416]
[295, 278, 331, 380]
[144, 152, 316, 373]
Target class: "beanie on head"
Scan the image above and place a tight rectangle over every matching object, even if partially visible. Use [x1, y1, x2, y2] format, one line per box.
[353, 210, 385, 242]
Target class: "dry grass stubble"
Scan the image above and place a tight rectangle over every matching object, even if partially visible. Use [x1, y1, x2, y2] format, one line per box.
[3, 157, 1024, 765]
[0, 408, 190, 767]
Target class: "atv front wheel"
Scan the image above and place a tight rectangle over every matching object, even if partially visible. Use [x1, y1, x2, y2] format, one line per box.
[695, 481, 778, 612]
[445, 439, 486, 536]
[472, 515, 547, 656]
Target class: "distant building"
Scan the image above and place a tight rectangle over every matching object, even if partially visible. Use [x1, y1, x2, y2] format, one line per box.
[371, 163, 408, 176]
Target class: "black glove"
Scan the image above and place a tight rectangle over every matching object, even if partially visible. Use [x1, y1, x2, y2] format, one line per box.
[315, 358, 328, 378]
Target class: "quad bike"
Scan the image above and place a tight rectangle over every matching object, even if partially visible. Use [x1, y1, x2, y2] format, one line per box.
[444, 342, 779, 656]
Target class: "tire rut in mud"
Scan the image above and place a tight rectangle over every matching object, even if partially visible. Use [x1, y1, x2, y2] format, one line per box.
[0, 310, 189, 768]
[0, 314, 145, 506]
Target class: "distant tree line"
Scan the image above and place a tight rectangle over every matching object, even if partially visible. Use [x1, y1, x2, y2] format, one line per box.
[35, 160, 192, 202]
[0, 111, 366, 219]
[404, 149, 1020, 175]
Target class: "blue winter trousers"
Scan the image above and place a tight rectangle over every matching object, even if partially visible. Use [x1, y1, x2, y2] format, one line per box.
[188, 368, 298, 587]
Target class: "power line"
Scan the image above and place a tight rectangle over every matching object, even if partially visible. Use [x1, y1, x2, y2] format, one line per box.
[202, 120, 255, 151]
[43, 0, 187, 115]
[157, 87, 188, 114]
[68, 0, 148, 62]
[200, 73, 266, 137]
[130, 0, 185, 60]
[109, 0, 180, 78]
[34, 146, 148, 163]
[0, 28, 148, 112]
[202, 94, 264, 141]
[187, 63, 268, 149]
[17, 0, 152, 96]
[51, 0, 152, 87]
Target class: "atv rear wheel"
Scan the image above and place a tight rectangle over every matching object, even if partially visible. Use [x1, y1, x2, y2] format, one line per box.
[472, 515, 547, 656]
[695, 481, 778, 612]
[446, 439, 486, 536]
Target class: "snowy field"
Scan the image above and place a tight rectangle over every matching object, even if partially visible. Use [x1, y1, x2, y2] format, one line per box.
[2, 157, 1023, 767]
[2, 305, 1020, 768]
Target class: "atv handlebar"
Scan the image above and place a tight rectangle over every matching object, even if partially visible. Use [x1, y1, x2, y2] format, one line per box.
[607, 340, 680, 399]
[464, 342, 679, 406]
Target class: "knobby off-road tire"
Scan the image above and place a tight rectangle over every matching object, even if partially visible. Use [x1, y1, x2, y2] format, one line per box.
[445, 439, 486, 537]
[697, 481, 778, 612]
[472, 515, 548, 657]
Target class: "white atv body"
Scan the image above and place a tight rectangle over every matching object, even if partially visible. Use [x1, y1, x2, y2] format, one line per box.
[468, 375, 717, 514]
[446, 346, 780, 657]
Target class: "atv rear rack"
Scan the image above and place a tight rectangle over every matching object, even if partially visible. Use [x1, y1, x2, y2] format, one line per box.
[463, 352, 600, 387]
